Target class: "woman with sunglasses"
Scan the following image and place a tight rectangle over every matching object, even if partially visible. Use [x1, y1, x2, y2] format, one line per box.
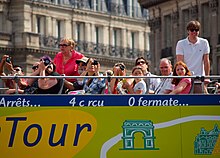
[54, 37, 84, 82]
[176, 20, 210, 94]
[77, 58, 106, 94]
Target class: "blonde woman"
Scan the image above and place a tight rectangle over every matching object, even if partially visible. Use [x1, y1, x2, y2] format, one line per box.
[54, 37, 84, 82]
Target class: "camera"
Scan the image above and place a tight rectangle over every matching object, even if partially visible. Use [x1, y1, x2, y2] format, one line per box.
[119, 64, 125, 71]
[92, 60, 98, 65]
[41, 58, 51, 66]
[6, 57, 11, 63]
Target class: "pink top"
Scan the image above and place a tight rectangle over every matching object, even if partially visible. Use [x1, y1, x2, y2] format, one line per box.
[53, 50, 84, 82]
[175, 78, 192, 94]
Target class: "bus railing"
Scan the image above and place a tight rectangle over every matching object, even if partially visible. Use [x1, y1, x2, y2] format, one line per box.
[0, 75, 220, 94]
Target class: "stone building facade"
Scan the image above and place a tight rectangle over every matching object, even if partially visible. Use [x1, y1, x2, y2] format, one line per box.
[138, 0, 220, 75]
[0, 0, 150, 75]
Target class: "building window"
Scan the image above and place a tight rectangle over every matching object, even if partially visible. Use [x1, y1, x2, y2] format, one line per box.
[123, 0, 128, 15]
[55, 0, 61, 4]
[0, 13, 3, 32]
[35, 16, 45, 34]
[130, 32, 135, 51]
[127, 0, 135, 17]
[76, 23, 80, 41]
[182, 9, 189, 38]
[88, 0, 92, 9]
[36, 17, 41, 34]
[201, 2, 210, 38]
[75, 22, 85, 42]
[56, 20, 61, 39]
[164, 14, 172, 47]
[105, 0, 110, 12]
[112, 29, 117, 47]
[95, 26, 99, 45]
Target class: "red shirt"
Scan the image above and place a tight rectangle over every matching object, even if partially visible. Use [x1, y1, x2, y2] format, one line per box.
[53, 50, 84, 82]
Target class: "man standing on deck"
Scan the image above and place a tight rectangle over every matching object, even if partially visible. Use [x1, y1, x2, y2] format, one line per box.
[176, 20, 210, 93]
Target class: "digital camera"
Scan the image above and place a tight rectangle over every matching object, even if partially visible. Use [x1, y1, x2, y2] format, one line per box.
[92, 60, 98, 65]
[6, 57, 11, 63]
[43, 58, 51, 66]
[119, 64, 125, 71]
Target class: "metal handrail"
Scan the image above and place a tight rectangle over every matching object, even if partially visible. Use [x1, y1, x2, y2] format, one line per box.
[1, 75, 219, 94]
[0, 75, 220, 79]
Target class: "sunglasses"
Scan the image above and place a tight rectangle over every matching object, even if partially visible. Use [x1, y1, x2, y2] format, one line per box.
[189, 29, 199, 32]
[136, 61, 146, 65]
[59, 44, 69, 47]
[14, 68, 22, 72]
[32, 65, 38, 70]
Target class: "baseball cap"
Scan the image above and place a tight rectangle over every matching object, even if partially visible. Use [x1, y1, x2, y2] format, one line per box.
[76, 57, 89, 64]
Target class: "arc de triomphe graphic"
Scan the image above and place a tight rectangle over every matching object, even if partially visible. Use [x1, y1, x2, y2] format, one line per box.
[122, 120, 157, 150]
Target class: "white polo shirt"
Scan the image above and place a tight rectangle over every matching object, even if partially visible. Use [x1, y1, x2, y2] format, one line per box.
[176, 37, 210, 76]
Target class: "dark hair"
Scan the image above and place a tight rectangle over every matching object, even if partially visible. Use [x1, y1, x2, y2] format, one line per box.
[13, 65, 23, 72]
[114, 62, 126, 71]
[186, 20, 201, 31]
[135, 57, 149, 71]
[172, 61, 192, 86]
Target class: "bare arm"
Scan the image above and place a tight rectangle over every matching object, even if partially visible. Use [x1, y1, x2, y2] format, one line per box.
[169, 81, 188, 94]
[203, 54, 210, 76]
[38, 62, 57, 89]
[176, 55, 184, 62]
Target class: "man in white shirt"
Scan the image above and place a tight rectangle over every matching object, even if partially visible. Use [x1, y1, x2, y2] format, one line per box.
[155, 58, 174, 94]
[176, 20, 210, 93]
[135, 57, 161, 94]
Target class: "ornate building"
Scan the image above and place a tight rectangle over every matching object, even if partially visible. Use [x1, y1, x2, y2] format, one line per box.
[138, 0, 220, 75]
[194, 124, 220, 155]
[0, 0, 150, 75]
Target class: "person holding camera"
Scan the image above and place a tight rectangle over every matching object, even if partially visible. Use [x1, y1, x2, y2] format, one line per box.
[54, 37, 84, 82]
[64, 56, 89, 93]
[77, 58, 106, 94]
[0, 54, 28, 93]
[37, 55, 64, 94]
[110, 62, 128, 94]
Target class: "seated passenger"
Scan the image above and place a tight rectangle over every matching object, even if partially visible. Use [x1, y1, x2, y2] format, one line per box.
[135, 57, 161, 94]
[155, 58, 174, 94]
[110, 62, 128, 94]
[0, 55, 28, 94]
[123, 66, 147, 94]
[103, 69, 114, 94]
[77, 58, 105, 94]
[37, 55, 64, 94]
[65, 56, 89, 93]
[169, 61, 192, 94]
[5, 61, 40, 94]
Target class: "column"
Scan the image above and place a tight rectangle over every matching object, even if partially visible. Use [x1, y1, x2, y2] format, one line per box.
[64, 19, 72, 38]
[85, 23, 91, 42]
[45, 16, 52, 36]
[109, 26, 113, 46]
[32, 14, 37, 33]
[102, 25, 109, 45]
[121, 28, 126, 48]
[52, 18, 56, 37]
[72, 21, 77, 40]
